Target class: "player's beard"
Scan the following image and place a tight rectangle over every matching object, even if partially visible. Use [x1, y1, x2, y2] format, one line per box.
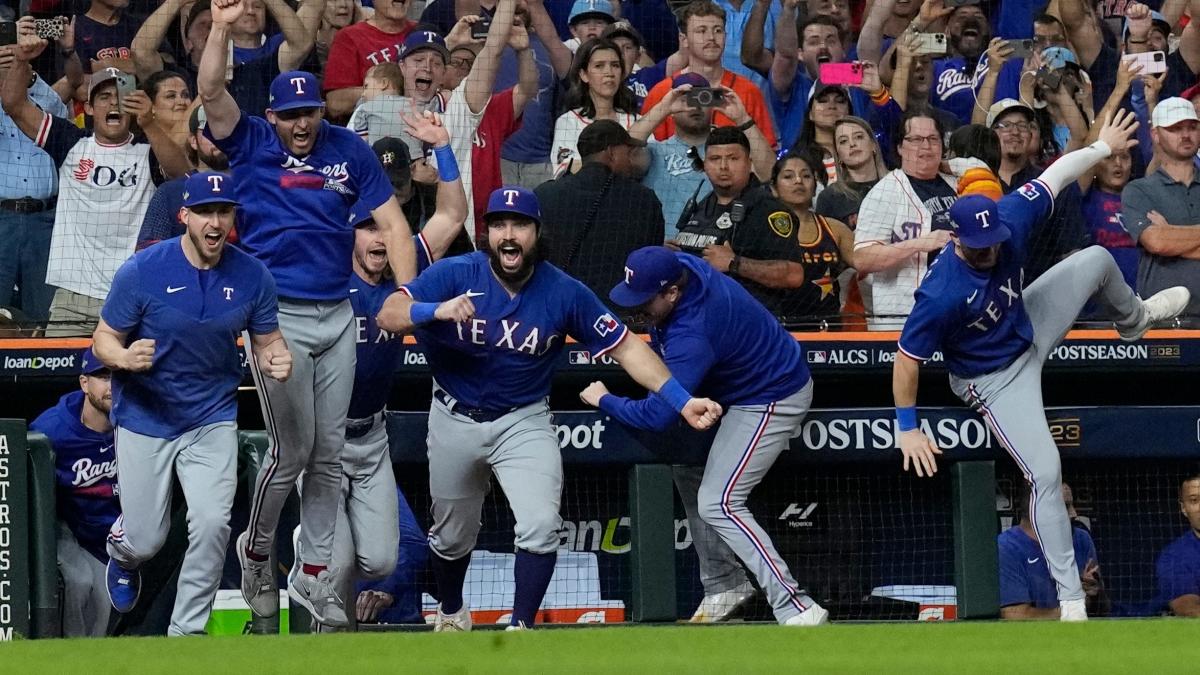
[486, 238, 539, 286]
[200, 147, 230, 171]
[86, 390, 112, 415]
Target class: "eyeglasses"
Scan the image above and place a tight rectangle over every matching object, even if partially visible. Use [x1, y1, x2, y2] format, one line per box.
[449, 56, 475, 70]
[993, 121, 1034, 133]
[902, 135, 941, 147]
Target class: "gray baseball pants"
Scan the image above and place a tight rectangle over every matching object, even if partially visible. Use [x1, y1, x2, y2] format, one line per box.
[426, 391, 562, 559]
[696, 381, 817, 623]
[950, 246, 1144, 605]
[57, 523, 110, 637]
[673, 466, 750, 595]
[106, 421, 237, 636]
[244, 298, 356, 567]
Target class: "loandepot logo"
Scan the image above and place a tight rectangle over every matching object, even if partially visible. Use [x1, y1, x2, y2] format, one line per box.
[3, 354, 77, 371]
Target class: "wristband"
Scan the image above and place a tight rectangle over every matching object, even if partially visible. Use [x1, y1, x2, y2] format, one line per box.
[896, 406, 919, 432]
[410, 302, 439, 325]
[658, 377, 693, 413]
[735, 118, 755, 132]
[728, 255, 741, 276]
[432, 144, 460, 182]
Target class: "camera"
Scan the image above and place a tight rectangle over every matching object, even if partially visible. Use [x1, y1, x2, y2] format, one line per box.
[685, 87, 725, 108]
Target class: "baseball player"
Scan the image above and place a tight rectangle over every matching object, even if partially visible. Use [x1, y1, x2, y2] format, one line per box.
[302, 111, 468, 630]
[580, 246, 829, 626]
[376, 186, 722, 631]
[91, 171, 291, 636]
[198, 0, 419, 626]
[893, 111, 1190, 622]
[29, 348, 118, 637]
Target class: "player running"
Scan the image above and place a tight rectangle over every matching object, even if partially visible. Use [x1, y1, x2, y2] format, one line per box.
[92, 172, 291, 636]
[580, 246, 829, 626]
[893, 110, 1190, 622]
[198, 0, 418, 626]
[376, 187, 722, 631]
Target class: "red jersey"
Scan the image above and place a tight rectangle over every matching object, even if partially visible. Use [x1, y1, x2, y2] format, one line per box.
[322, 20, 418, 91]
[471, 88, 523, 243]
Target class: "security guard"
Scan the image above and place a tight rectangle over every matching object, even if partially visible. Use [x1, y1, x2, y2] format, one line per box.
[674, 127, 805, 320]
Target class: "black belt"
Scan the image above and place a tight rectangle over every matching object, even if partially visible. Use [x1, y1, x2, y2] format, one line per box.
[0, 197, 56, 214]
[345, 410, 383, 440]
[434, 389, 515, 423]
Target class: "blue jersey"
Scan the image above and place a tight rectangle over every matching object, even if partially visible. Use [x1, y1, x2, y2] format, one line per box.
[600, 254, 811, 431]
[898, 179, 1054, 378]
[347, 234, 434, 419]
[208, 114, 393, 301]
[998, 525, 1097, 609]
[1157, 531, 1200, 611]
[400, 251, 628, 411]
[101, 237, 279, 439]
[30, 391, 119, 563]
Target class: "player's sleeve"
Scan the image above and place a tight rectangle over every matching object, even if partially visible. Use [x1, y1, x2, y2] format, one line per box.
[897, 289, 952, 362]
[1156, 540, 1200, 607]
[398, 257, 464, 303]
[248, 263, 280, 335]
[414, 233, 433, 273]
[351, 131, 395, 210]
[997, 179, 1055, 249]
[597, 334, 716, 431]
[100, 258, 145, 333]
[564, 281, 629, 358]
[998, 540, 1034, 607]
[38, 113, 86, 167]
[205, 111, 262, 158]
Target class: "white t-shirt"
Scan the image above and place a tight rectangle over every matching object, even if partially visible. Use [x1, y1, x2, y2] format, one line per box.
[428, 86, 487, 237]
[551, 109, 639, 178]
[37, 114, 156, 300]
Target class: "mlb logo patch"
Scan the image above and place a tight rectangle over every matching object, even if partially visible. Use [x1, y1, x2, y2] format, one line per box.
[807, 351, 828, 364]
[593, 314, 619, 337]
[569, 351, 593, 365]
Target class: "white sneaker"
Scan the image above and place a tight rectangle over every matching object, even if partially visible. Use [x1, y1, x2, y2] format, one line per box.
[688, 581, 756, 623]
[783, 604, 830, 626]
[434, 604, 472, 632]
[505, 621, 530, 631]
[237, 531, 278, 617]
[1118, 287, 1190, 341]
[1060, 598, 1088, 622]
[289, 569, 348, 627]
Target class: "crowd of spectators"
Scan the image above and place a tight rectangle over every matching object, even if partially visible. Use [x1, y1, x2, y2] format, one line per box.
[3, 0, 1200, 336]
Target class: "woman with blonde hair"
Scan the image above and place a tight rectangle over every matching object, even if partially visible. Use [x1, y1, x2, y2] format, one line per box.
[829, 115, 888, 193]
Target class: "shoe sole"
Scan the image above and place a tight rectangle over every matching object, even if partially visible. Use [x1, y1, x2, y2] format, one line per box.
[237, 532, 279, 618]
[289, 584, 349, 628]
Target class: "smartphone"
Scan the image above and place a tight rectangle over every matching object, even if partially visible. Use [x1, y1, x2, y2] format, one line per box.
[913, 33, 948, 56]
[819, 62, 863, 86]
[685, 87, 726, 108]
[1121, 50, 1168, 75]
[1004, 38, 1034, 59]
[1036, 66, 1062, 91]
[0, 22, 16, 47]
[113, 71, 137, 114]
[34, 16, 66, 41]
[471, 17, 492, 40]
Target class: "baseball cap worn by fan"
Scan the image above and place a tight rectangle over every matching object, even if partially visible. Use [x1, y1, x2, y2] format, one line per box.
[602, 20, 644, 47]
[1040, 46, 1079, 71]
[89, 67, 135, 102]
[672, 72, 709, 89]
[949, 194, 1010, 249]
[577, 119, 646, 158]
[484, 186, 542, 226]
[373, 137, 413, 189]
[400, 31, 450, 63]
[985, 98, 1034, 128]
[1152, 97, 1200, 128]
[269, 71, 324, 112]
[569, 0, 616, 25]
[182, 171, 240, 208]
[80, 347, 109, 376]
[609, 246, 683, 308]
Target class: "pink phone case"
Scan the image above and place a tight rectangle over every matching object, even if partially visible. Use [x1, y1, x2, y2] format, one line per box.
[819, 62, 863, 86]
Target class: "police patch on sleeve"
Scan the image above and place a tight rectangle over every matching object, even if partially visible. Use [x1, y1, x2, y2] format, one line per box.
[768, 211, 795, 238]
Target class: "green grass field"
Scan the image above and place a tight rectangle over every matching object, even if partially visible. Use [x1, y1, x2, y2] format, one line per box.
[5, 620, 1200, 674]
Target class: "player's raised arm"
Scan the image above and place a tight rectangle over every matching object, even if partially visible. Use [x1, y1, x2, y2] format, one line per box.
[377, 289, 477, 335]
[403, 111, 467, 261]
[893, 350, 941, 477]
[198, 0, 247, 140]
[606, 334, 722, 430]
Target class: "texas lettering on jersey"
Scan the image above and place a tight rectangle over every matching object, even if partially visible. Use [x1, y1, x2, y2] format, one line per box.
[453, 318, 561, 356]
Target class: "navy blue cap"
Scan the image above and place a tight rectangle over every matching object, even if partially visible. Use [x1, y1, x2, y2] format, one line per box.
[609, 246, 684, 307]
[484, 186, 541, 225]
[269, 70, 324, 112]
[182, 171, 239, 208]
[672, 72, 709, 89]
[348, 199, 374, 228]
[949, 194, 1010, 249]
[400, 30, 450, 62]
[80, 347, 108, 375]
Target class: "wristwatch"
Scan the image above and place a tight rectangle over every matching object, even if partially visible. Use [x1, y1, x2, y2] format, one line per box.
[728, 255, 742, 276]
[735, 119, 755, 132]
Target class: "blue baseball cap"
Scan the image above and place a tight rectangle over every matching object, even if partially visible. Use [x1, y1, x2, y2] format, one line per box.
[949, 194, 1010, 249]
[269, 70, 324, 112]
[182, 171, 239, 208]
[484, 186, 541, 225]
[569, 0, 616, 25]
[609, 246, 684, 308]
[400, 30, 450, 63]
[80, 347, 108, 375]
[1041, 46, 1079, 71]
[348, 199, 374, 228]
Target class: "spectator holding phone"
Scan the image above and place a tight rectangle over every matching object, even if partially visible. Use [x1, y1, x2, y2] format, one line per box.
[552, 37, 640, 177]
